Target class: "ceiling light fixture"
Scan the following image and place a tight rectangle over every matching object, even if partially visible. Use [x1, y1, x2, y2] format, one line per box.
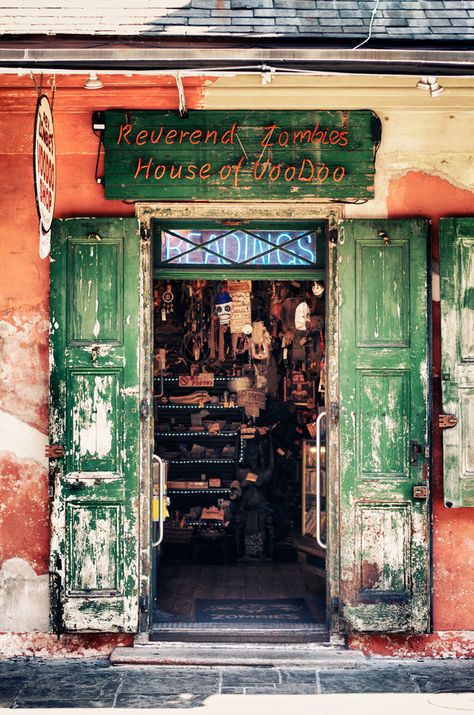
[84, 72, 104, 90]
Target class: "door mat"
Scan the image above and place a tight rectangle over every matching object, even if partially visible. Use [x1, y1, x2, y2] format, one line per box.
[195, 598, 316, 624]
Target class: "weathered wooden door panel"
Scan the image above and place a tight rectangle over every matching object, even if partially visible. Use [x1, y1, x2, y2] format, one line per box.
[440, 218, 474, 507]
[50, 217, 140, 632]
[339, 219, 429, 633]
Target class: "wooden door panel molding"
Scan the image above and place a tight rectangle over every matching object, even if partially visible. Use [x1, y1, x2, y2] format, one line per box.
[440, 219, 474, 507]
[50, 217, 140, 633]
[339, 219, 430, 634]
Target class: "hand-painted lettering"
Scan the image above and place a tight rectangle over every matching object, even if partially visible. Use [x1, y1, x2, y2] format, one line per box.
[116, 123, 133, 144]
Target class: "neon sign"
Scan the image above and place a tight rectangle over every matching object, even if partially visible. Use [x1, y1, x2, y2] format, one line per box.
[160, 229, 317, 266]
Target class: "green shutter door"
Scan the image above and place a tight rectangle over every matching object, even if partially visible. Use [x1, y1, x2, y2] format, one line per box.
[440, 218, 474, 507]
[49, 218, 141, 632]
[338, 219, 430, 633]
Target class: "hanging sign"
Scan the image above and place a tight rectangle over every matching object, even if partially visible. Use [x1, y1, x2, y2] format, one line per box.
[33, 95, 56, 258]
[103, 110, 379, 201]
[237, 388, 266, 418]
[229, 281, 252, 334]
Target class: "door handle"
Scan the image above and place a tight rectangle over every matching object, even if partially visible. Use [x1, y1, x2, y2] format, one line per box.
[410, 440, 424, 465]
[152, 454, 166, 548]
[316, 411, 326, 551]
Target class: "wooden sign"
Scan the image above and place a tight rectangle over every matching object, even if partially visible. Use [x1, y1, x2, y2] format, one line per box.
[103, 110, 379, 201]
[237, 388, 266, 418]
[179, 374, 215, 388]
[228, 280, 252, 294]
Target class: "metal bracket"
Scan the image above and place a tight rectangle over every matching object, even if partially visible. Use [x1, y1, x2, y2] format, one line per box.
[330, 402, 339, 423]
[413, 485, 429, 499]
[140, 224, 151, 242]
[328, 227, 338, 244]
[45, 444, 64, 458]
[439, 414, 458, 429]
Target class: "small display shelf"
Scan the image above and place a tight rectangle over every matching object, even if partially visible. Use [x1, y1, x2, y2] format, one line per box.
[167, 488, 231, 495]
[154, 377, 245, 540]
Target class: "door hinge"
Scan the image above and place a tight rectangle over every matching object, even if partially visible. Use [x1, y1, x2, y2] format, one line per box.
[413, 485, 429, 499]
[330, 402, 339, 423]
[139, 596, 149, 613]
[439, 414, 458, 429]
[45, 444, 64, 459]
[140, 225, 151, 243]
[328, 227, 338, 245]
[140, 399, 150, 421]
[330, 596, 340, 614]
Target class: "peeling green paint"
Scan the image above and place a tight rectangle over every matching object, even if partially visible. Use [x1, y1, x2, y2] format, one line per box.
[50, 218, 140, 633]
[440, 218, 474, 507]
[338, 219, 430, 634]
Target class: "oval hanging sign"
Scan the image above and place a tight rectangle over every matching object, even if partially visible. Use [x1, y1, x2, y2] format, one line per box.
[33, 94, 56, 234]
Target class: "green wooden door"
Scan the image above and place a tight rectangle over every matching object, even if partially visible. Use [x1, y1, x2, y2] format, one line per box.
[338, 219, 430, 633]
[49, 217, 141, 632]
[440, 218, 474, 507]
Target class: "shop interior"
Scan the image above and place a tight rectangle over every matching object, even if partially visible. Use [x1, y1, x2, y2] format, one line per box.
[152, 276, 327, 628]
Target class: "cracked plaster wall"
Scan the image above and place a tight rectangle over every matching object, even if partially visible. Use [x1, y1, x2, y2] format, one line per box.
[0, 74, 473, 654]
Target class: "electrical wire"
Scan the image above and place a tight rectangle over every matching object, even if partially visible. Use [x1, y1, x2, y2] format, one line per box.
[353, 0, 381, 50]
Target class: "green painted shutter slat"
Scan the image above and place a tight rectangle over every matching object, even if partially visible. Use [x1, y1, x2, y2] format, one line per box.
[338, 219, 430, 633]
[440, 218, 474, 507]
[50, 217, 140, 632]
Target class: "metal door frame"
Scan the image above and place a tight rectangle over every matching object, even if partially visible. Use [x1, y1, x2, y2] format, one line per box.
[135, 201, 342, 638]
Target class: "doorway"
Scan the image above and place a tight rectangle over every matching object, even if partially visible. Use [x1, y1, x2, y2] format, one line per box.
[150, 221, 329, 632]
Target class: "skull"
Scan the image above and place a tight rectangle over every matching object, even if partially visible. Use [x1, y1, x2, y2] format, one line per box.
[215, 291, 233, 325]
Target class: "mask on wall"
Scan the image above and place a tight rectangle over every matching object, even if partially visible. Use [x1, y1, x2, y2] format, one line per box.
[312, 281, 325, 297]
[215, 291, 233, 325]
[294, 301, 310, 331]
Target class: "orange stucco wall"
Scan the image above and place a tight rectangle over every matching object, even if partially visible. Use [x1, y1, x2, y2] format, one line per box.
[0, 75, 473, 655]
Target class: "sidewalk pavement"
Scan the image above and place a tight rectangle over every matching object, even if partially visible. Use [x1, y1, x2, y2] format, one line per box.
[0, 656, 473, 709]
